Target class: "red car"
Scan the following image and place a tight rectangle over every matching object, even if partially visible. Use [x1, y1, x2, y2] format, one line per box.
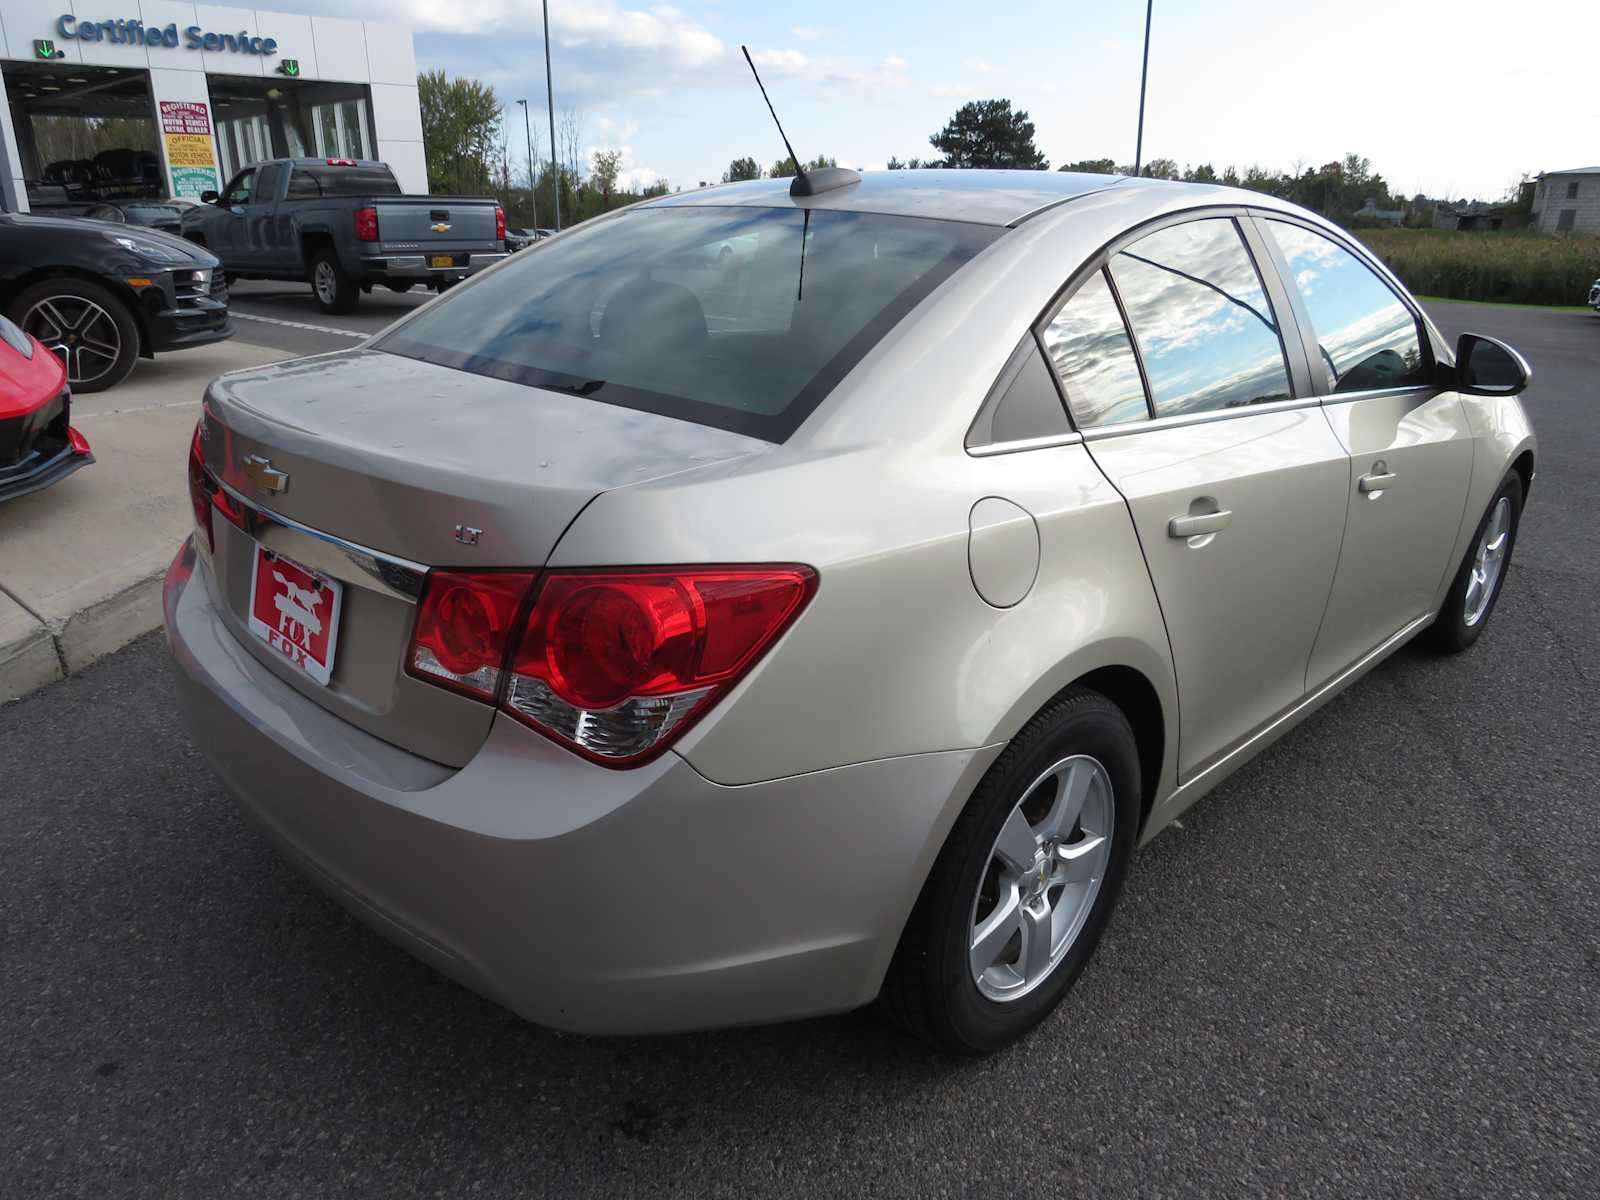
[0, 313, 91, 502]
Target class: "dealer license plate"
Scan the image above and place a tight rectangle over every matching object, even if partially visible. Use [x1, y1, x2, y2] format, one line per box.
[246, 545, 344, 685]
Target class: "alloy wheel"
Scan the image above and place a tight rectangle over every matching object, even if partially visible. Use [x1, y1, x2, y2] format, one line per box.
[314, 261, 337, 305]
[1464, 496, 1511, 627]
[968, 754, 1115, 1003]
[22, 294, 123, 388]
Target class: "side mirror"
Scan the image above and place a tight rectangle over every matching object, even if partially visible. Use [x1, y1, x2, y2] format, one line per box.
[199, 190, 219, 204]
[1455, 332, 1531, 397]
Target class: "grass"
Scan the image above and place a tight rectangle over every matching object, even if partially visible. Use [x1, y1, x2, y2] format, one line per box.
[1414, 294, 1593, 313]
[1354, 228, 1600, 307]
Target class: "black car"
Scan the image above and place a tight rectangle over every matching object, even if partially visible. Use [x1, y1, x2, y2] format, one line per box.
[0, 210, 232, 392]
[35, 199, 187, 236]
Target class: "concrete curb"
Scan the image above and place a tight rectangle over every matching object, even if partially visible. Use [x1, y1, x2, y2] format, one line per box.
[0, 573, 165, 704]
[1, 339, 290, 706]
[0, 592, 62, 703]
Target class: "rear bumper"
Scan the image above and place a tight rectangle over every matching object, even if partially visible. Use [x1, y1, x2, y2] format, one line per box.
[163, 539, 992, 1034]
[359, 252, 507, 282]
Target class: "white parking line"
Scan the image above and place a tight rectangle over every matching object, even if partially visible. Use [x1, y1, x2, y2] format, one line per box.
[231, 311, 369, 339]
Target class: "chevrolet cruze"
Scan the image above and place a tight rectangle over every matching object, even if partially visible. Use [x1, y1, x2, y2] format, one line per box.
[165, 169, 1535, 1052]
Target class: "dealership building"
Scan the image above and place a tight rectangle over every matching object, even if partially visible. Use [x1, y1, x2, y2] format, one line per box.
[0, 3, 424, 212]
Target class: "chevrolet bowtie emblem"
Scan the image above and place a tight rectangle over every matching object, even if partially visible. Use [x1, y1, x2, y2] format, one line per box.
[243, 454, 290, 494]
[431, 222, 451, 233]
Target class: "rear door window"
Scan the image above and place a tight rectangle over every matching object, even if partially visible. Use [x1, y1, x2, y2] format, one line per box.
[254, 163, 285, 203]
[1039, 269, 1148, 427]
[1263, 220, 1428, 393]
[1109, 218, 1293, 416]
[377, 206, 1000, 441]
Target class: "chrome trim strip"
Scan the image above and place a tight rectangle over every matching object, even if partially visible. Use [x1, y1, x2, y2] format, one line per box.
[1079, 393, 1323, 441]
[216, 479, 429, 602]
[967, 430, 1085, 457]
[1319, 384, 1437, 406]
[1176, 612, 1432, 796]
[1005, 181, 1131, 228]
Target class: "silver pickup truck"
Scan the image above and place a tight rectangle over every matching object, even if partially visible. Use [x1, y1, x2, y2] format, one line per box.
[180, 158, 506, 314]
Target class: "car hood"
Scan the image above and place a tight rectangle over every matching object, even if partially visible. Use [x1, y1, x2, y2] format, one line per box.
[0, 211, 217, 268]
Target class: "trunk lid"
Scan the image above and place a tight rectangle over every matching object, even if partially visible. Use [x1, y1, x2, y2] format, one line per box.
[197, 348, 769, 765]
[374, 197, 500, 255]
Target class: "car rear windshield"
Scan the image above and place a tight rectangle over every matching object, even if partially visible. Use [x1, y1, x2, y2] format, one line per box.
[376, 206, 1001, 441]
[290, 164, 402, 197]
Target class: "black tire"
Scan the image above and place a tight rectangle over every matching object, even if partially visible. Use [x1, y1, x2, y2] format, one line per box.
[8, 276, 140, 393]
[1426, 472, 1523, 654]
[309, 248, 358, 314]
[882, 687, 1141, 1053]
[386, 282, 414, 294]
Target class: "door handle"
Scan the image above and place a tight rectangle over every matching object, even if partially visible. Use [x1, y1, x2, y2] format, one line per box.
[1168, 510, 1232, 538]
[1358, 470, 1397, 493]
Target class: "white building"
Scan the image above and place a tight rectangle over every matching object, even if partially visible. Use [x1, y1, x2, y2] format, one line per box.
[1530, 167, 1600, 234]
[0, 3, 424, 212]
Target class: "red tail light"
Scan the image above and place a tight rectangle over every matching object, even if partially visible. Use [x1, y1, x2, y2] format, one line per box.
[404, 566, 817, 765]
[67, 426, 91, 455]
[187, 421, 246, 553]
[187, 425, 213, 552]
[495, 206, 506, 242]
[407, 570, 537, 700]
[354, 206, 379, 242]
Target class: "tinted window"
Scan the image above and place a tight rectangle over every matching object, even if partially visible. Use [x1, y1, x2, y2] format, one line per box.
[286, 169, 320, 199]
[299, 164, 402, 197]
[1266, 221, 1427, 393]
[972, 341, 1073, 446]
[1040, 269, 1147, 427]
[255, 163, 285, 202]
[222, 168, 254, 205]
[1110, 218, 1292, 416]
[378, 206, 999, 442]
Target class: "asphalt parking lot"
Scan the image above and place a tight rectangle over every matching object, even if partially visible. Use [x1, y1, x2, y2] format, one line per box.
[224, 278, 431, 357]
[2, 302, 1596, 1198]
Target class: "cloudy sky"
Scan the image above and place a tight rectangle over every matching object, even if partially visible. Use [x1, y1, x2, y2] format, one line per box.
[313, 0, 1590, 200]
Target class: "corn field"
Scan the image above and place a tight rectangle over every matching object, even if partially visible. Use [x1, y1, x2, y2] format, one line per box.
[1355, 229, 1600, 306]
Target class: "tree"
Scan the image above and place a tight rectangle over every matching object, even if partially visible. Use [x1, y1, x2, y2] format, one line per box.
[928, 100, 1048, 169]
[1184, 163, 1218, 183]
[768, 154, 835, 178]
[417, 69, 502, 195]
[722, 156, 761, 183]
[1060, 158, 1118, 175]
[590, 149, 622, 208]
[558, 106, 585, 185]
[1140, 157, 1180, 180]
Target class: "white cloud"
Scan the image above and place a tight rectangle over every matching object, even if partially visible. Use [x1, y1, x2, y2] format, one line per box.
[750, 48, 813, 76]
[791, 25, 824, 39]
[882, 54, 907, 70]
[963, 58, 992, 73]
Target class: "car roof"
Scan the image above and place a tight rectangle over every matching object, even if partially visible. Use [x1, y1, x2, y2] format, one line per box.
[638, 168, 1160, 227]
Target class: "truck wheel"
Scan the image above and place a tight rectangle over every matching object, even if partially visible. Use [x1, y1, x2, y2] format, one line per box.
[309, 249, 358, 315]
[9, 277, 140, 393]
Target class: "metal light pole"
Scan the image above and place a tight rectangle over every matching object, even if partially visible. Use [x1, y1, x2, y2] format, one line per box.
[1134, 0, 1153, 177]
[515, 98, 539, 230]
[542, 0, 560, 230]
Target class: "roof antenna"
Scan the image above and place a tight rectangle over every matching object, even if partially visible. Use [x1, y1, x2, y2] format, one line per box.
[740, 45, 860, 198]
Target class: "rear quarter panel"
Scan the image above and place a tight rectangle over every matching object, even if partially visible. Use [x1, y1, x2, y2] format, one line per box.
[556, 439, 1177, 789]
